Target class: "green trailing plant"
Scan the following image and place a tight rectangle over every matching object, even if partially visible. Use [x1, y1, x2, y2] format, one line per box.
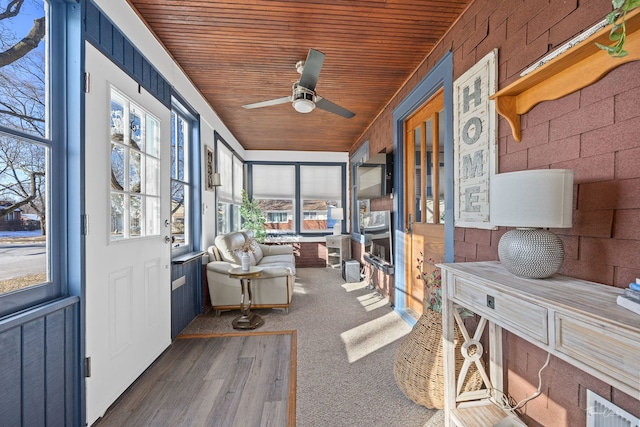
[597, 0, 640, 57]
[239, 189, 267, 243]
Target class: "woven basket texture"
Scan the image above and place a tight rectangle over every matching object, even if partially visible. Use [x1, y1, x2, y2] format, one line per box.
[393, 309, 483, 409]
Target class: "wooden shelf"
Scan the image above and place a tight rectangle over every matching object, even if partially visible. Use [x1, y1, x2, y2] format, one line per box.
[490, 8, 640, 141]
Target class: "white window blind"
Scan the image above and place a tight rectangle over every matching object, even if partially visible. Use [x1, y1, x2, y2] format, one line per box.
[233, 156, 243, 204]
[217, 144, 233, 201]
[300, 165, 342, 200]
[253, 164, 296, 198]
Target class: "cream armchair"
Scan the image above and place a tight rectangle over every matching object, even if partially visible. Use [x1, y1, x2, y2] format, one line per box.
[206, 231, 296, 315]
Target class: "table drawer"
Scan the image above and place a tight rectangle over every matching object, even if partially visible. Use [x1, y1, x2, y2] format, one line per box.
[555, 313, 640, 393]
[452, 276, 548, 345]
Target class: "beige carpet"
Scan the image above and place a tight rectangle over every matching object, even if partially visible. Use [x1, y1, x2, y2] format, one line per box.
[183, 267, 445, 427]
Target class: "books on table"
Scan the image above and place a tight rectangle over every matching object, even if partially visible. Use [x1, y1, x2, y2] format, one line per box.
[617, 295, 640, 315]
[616, 278, 640, 315]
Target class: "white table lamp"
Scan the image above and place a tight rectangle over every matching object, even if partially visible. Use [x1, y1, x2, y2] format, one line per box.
[490, 169, 573, 278]
[330, 208, 344, 235]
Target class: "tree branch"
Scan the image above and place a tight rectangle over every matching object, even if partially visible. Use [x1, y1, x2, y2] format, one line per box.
[0, 0, 24, 20]
[0, 17, 45, 68]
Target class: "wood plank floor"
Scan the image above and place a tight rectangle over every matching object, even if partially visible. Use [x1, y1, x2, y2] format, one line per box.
[93, 331, 297, 427]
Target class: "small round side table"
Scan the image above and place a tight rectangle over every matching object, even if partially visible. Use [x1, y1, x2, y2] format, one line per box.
[228, 266, 264, 329]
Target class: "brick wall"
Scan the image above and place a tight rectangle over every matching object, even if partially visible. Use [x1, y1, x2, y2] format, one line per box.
[351, 0, 640, 424]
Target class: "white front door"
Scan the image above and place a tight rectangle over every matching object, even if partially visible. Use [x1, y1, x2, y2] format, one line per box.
[84, 44, 172, 425]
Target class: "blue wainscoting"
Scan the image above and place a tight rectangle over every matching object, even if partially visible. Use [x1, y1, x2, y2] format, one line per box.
[171, 253, 203, 339]
[0, 297, 80, 426]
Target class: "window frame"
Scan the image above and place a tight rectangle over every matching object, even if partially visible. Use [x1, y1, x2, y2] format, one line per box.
[248, 161, 347, 236]
[170, 95, 200, 256]
[0, 0, 79, 318]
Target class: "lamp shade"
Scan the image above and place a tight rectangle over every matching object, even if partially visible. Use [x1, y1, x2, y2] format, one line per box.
[490, 169, 573, 228]
[211, 173, 221, 187]
[330, 208, 344, 221]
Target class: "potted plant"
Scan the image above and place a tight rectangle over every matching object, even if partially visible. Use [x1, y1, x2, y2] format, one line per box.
[239, 189, 267, 243]
[238, 238, 257, 271]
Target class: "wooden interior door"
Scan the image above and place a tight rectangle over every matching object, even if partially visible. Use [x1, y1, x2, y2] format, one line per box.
[403, 90, 445, 317]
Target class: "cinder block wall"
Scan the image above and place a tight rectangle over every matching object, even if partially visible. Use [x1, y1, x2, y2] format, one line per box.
[351, 0, 640, 424]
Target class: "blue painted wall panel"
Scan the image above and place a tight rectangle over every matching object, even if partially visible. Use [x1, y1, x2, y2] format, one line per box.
[45, 310, 66, 427]
[171, 257, 202, 339]
[85, 0, 172, 108]
[84, 2, 100, 46]
[22, 318, 46, 426]
[0, 328, 21, 426]
[0, 298, 79, 426]
[99, 13, 112, 55]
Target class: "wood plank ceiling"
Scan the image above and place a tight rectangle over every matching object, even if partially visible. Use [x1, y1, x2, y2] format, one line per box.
[126, 0, 471, 152]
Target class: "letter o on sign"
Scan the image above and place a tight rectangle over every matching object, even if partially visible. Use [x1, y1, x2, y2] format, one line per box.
[462, 116, 483, 145]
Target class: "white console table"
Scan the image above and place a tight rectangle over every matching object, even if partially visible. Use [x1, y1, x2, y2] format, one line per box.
[438, 261, 640, 427]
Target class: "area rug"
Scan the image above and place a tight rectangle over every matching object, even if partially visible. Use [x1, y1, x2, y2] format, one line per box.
[182, 267, 445, 427]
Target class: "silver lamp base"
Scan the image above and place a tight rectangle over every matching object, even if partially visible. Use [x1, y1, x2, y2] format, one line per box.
[498, 228, 564, 279]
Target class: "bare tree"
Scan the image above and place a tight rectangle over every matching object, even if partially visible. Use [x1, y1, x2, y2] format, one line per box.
[0, 0, 47, 232]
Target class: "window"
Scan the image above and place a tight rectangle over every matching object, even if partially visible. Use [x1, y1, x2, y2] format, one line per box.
[252, 164, 295, 234]
[110, 88, 161, 240]
[216, 136, 243, 234]
[170, 103, 195, 249]
[267, 211, 290, 223]
[300, 165, 342, 233]
[250, 162, 346, 235]
[0, 0, 73, 316]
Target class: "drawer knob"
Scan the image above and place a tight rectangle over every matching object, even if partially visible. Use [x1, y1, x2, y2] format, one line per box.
[487, 295, 495, 309]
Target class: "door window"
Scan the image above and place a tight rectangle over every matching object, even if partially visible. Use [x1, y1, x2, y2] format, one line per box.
[110, 88, 161, 241]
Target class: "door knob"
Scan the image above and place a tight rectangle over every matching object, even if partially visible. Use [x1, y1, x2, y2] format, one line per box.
[164, 236, 172, 244]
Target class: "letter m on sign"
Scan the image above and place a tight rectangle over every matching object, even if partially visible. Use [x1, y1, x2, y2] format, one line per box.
[462, 150, 484, 180]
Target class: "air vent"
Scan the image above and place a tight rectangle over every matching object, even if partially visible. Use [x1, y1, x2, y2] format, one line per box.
[586, 390, 639, 427]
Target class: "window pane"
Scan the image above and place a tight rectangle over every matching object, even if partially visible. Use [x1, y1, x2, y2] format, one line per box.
[146, 157, 159, 196]
[110, 144, 125, 190]
[217, 202, 231, 234]
[0, 135, 48, 294]
[129, 150, 141, 193]
[146, 196, 160, 236]
[111, 98, 125, 142]
[111, 193, 124, 239]
[129, 106, 143, 150]
[302, 199, 339, 232]
[257, 199, 293, 234]
[0, 0, 48, 138]
[130, 195, 142, 237]
[146, 114, 160, 157]
[171, 182, 185, 245]
[170, 107, 191, 248]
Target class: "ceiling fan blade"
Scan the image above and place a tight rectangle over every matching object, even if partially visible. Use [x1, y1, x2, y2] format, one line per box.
[242, 96, 291, 109]
[298, 48, 325, 91]
[315, 97, 355, 119]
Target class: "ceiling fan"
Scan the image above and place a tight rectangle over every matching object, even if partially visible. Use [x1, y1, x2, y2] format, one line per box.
[242, 49, 355, 119]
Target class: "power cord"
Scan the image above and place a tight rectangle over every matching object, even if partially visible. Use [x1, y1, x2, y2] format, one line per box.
[492, 351, 551, 413]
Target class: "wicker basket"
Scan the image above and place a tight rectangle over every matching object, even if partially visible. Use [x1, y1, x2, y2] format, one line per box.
[393, 308, 483, 409]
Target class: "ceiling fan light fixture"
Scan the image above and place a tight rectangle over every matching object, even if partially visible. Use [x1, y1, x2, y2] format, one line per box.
[293, 98, 315, 113]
